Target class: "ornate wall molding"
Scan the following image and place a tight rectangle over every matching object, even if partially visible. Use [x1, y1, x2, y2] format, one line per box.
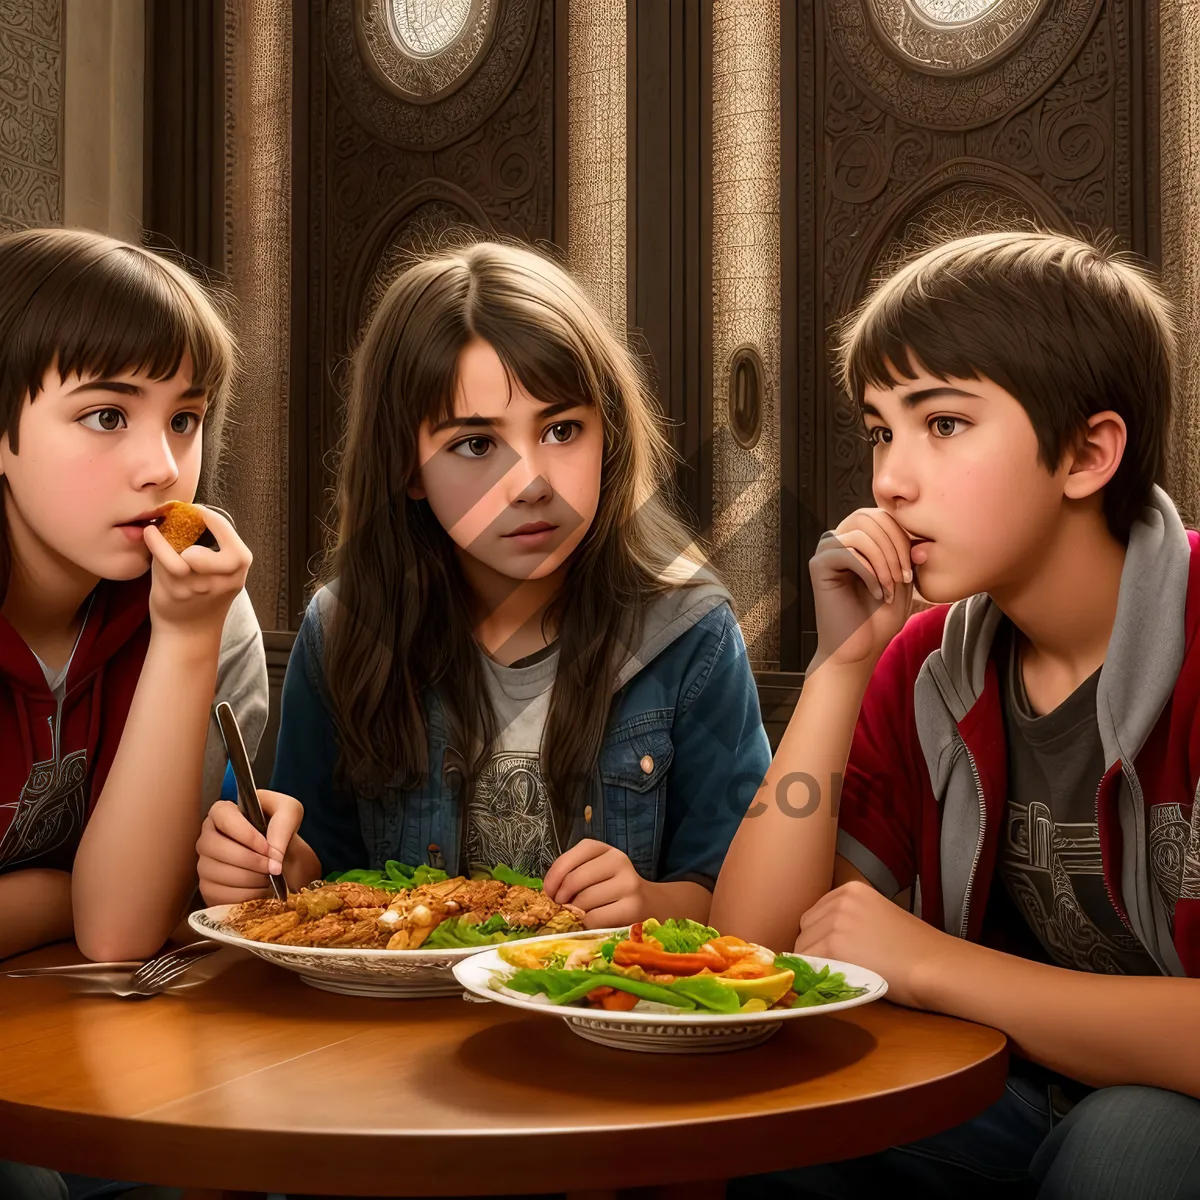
[836, 156, 1068, 313]
[564, 0, 626, 331]
[711, 0, 780, 668]
[354, 0, 496, 104]
[224, 0, 293, 629]
[868, 0, 1046, 76]
[328, 0, 539, 150]
[0, 0, 62, 230]
[345, 178, 490, 342]
[828, 0, 1102, 130]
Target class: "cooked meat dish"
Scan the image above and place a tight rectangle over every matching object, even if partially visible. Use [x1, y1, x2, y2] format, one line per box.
[221, 877, 585, 950]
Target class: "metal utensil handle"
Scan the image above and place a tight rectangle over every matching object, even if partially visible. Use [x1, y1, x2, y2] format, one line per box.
[215, 701, 289, 900]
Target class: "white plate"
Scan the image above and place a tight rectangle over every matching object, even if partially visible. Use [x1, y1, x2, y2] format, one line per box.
[189, 903, 505, 998]
[452, 930, 888, 1053]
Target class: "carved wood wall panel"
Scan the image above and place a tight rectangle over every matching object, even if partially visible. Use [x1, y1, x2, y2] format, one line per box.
[0, 0, 62, 230]
[290, 0, 560, 622]
[780, 1, 1159, 665]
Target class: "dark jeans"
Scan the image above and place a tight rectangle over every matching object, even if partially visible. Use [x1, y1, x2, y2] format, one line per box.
[728, 1074, 1200, 1199]
[0, 1165, 179, 1200]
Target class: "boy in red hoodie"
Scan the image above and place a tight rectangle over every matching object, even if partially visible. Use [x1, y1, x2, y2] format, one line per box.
[715, 231, 1200, 1197]
[0, 227, 268, 1199]
[0, 227, 267, 968]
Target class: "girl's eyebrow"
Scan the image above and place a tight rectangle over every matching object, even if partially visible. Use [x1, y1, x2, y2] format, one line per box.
[432, 398, 582, 433]
[66, 379, 207, 400]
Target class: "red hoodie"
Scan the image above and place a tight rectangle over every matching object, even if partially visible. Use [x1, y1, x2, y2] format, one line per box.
[837, 488, 1200, 979]
[0, 575, 152, 873]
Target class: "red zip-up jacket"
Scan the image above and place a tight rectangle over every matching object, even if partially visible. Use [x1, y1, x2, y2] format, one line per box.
[836, 488, 1200, 978]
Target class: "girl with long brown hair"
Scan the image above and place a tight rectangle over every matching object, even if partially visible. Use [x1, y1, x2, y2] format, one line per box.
[198, 239, 768, 928]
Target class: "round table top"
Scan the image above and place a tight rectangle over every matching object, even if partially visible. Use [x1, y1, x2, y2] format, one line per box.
[0, 941, 1008, 1197]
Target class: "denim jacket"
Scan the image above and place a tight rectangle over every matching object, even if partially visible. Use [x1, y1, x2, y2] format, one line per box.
[268, 583, 771, 889]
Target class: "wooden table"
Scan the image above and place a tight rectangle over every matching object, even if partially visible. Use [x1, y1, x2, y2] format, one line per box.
[0, 942, 1007, 1198]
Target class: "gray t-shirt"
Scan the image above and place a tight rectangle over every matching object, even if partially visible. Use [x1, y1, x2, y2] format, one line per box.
[997, 624, 1161, 975]
[464, 641, 563, 879]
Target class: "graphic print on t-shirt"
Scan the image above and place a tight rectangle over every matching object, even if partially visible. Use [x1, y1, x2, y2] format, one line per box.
[465, 751, 561, 879]
[0, 745, 88, 872]
[997, 623, 1161, 975]
[999, 800, 1155, 974]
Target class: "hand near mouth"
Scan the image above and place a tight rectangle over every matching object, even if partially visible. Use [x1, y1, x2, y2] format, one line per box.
[809, 507, 918, 672]
[140, 505, 253, 644]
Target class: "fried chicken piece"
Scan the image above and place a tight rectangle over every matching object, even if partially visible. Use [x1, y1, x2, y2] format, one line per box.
[500, 885, 570, 929]
[224, 897, 284, 928]
[380, 895, 451, 949]
[275, 908, 388, 948]
[156, 501, 208, 552]
[239, 910, 304, 943]
[292, 882, 391, 918]
[441, 878, 507, 918]
[539, 905, 587, 934]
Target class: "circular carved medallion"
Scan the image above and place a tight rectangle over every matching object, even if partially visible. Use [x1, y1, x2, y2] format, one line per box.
[358, 0, 494, 102]
[828, 0, 1102, 130]
[328, 0, 541, 150]
[870, 0, 1044, 75]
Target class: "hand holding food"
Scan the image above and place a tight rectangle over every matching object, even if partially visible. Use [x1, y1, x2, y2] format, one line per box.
[809, 507, 915, 671]
[543, 839, 647, 929]
[143, 504, 253, 640]
[155, 500, 209, 552]
[196, 788, 306, 906]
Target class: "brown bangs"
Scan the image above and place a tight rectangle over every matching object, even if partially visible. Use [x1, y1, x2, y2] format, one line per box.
[0, 230, 236, 467]
[835, 230, 1176, 540]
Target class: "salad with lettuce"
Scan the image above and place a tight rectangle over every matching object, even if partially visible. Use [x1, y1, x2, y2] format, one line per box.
[492, 918, 869, 1014]
[325, 860, 543, 895]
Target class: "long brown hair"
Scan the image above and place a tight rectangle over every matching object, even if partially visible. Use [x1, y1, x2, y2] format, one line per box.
[323, 240, 708, 831]
[0, 227, 237, 599]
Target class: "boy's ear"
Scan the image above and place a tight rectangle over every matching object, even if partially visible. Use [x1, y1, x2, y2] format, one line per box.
[1061, 410, 1127, 502]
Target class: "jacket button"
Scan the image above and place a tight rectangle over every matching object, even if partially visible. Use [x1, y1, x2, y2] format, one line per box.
[640, 755, 654, 774]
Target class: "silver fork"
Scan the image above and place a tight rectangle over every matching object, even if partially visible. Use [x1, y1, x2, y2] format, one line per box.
[4, 939, 221, 997]
[125, 940, 222, 996]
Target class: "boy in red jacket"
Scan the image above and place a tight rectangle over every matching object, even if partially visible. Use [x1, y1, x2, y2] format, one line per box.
[0, 229, 267, 1199]
[715, 231, 1200, 1197]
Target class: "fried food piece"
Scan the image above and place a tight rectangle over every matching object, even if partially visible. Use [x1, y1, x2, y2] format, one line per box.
[380, 895, 450, 950]
[224, 897, 288, 935]
[276, 908, 388, 948]
[500, 885, 578, 929]
[292, 882, 391, 918]
[239, 910, 304, 943]
[155, 501, 208, 552]
[441, 878, 507, 918]
[539, 905, 587, 934]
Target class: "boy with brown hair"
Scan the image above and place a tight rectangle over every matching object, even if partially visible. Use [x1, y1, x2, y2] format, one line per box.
[0, 228, 268, 1197]
[714, 231, 1200, 1197]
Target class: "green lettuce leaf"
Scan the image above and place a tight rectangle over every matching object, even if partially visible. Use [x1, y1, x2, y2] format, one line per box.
[640, 917, 720, 954]
[501, 968, 743, 1012]
[324, 862, 446, 893]
[503, 968, 698, 1009]
[773, 953, 868, 1006]
[424, 916, 539, 949]
[488, 863, 544, 890]
[598, 930, 629, 962]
